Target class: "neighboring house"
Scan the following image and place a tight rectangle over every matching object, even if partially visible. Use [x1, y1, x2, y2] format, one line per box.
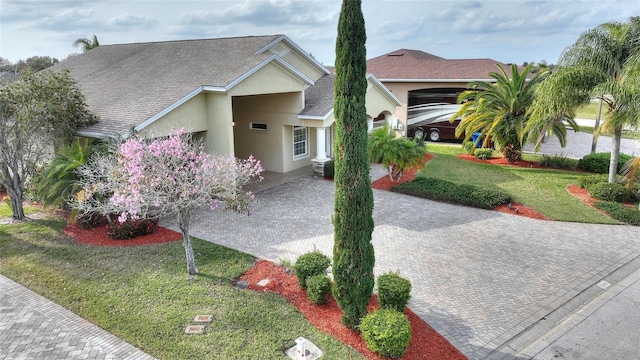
[366, 49, 512, 136]
[51, 35, 400, 173]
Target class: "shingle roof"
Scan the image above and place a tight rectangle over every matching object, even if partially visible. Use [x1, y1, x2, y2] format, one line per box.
[367, 49, 511, 80]
[299, 73, 334, 118]
[51, 35, 283, 137]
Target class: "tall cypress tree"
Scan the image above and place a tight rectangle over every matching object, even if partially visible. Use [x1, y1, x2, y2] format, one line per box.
[332, 0, 375, 329]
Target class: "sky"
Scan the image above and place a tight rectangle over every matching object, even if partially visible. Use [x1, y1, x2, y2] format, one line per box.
[1, 0, 639, 67]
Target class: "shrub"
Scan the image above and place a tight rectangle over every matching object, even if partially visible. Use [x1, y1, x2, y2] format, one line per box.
[294, 251, 331, 289]
[323, 160, 335, 179]
[306, 274, 332, 304]
[588, 182, 630, 203]
[108, 217, 158, 240]
[361, 309, 411, 358]
[594, 202, 640, 226]
[390, 177, 511, 209]
[577, 174, 626, 189]
[79, 212, 109, 229]
[540, 154, 578, 170]
[474, 148, 493, 160]
[463, 141, 474, 154]
[578, 152, 633, 174]
[501, 144, 522, 162]
[377, 272, 411, 312]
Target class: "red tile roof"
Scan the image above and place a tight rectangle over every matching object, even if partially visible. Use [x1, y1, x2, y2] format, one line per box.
[367, 49, 512, 80]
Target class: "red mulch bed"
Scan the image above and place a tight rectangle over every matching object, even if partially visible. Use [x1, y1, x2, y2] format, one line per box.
[456, 154, 547, 169]
[63, 221, 182, 246]
[238, 259, 466, 360]
[371, 154, 434, 191]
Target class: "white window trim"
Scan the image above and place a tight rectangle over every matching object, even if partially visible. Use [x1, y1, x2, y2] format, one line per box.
[293, 126, 309, 160]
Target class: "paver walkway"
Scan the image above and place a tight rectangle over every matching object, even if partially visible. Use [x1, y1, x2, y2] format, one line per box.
[0, 275, 155, 360]
[165, 174, 640, 359]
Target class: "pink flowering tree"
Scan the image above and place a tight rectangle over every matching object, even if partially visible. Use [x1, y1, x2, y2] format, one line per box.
[74, 128, 263, 275]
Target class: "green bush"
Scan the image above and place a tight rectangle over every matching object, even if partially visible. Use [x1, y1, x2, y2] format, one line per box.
[577, 174, 626, 189]
[588, 182, 630, 203]
[463, 141, 475, 154]
[306, 274, 332, 304]
[377, 272, 411, 312]
[474, 148, 493, 160]
[323, 160, 334, 179]
[540, 154, 578, 170]
[578, 152, 633, 174]
[361, 309, 411, 359]
[390, 177, 511, 209]
[294, 251, 331, 289]
[107, 217, 158, 239]
[594, 202, 640, 226]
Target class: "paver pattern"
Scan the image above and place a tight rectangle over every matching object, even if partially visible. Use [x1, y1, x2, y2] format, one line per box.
[167, 173, 640, 359]
[0, 275, 156, 360]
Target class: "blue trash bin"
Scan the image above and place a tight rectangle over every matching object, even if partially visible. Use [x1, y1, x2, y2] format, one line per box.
[472, 132, 482, 148]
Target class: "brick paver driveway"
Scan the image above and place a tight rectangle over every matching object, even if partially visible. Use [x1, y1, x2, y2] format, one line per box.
[167, 175, 640, 359]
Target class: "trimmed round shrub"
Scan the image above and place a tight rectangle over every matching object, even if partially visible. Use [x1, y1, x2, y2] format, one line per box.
[361, 309, 411, 359]
[474, 148, 493, 160]
[306, 274, 332, 304]
[578, 152, 633, 174]
[463, 141, 474, 154]
[294, 251, 331, 289]
[377, 272, 411, 312]
[588, 182, 630, 203]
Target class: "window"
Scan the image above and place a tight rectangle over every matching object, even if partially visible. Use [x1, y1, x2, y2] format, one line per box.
[250, 122, 267, 131]
[293, 126, 308, 159]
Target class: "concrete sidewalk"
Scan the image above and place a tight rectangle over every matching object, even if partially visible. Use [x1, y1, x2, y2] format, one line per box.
[521, 260, 640, 359]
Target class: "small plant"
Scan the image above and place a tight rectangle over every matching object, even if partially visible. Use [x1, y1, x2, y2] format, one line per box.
[474, 148, 493, 160]
[463, 141, 474, 154]
[501, 144, 521, 162]
[588, 182, 630, 203]
[594, 201, 640, 225]
[294, 250, 331, 289]
[323, 160, 335, 179]
[377, 272, 411, 312]
[361, 309, 411, 359]
[577, 174, 626, 189]
[306, 274, 332, 304]
[540, 154, 578, 169]
[108, 217, 158, 239]
[578, 152, 633, 174]
[390, 177, 511, 209]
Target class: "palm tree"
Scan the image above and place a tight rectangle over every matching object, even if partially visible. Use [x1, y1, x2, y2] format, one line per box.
[368, 124, 427, 182]
[529, 17, 640, 183]
[451, 63, 549, 162]
[73, 34, 100, 52]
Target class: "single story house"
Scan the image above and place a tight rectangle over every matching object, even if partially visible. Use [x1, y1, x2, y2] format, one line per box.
[52, 35, 400, 173]
[366, 49, 512, 135]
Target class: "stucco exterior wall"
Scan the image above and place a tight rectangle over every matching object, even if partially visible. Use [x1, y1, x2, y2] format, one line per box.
[204, 93, 234, 155]
[229, 62, 308, 97]
[138, 93, 209, 138]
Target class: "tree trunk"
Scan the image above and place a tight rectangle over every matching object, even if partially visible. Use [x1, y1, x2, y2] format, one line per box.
[6, 185, 25, 220]
[591, 98, 603, 154]
[608, 127, 622, 183]
[178, 210, 197, 275]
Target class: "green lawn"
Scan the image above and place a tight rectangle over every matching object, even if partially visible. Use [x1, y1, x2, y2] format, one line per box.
[0, 201, 39, 218]
[575, 100, 608, 120]
[422, 144, 620, 223]
[0, 218, 363, 359]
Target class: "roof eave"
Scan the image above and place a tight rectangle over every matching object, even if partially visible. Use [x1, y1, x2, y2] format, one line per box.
[379, 78, 497, 83]
[298, 109, 333, 121]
